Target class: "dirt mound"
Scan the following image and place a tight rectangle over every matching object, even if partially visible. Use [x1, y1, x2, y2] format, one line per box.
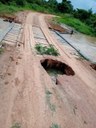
[45, 16, 69, 33]
[1, 14, 15, 23]
[0, 11, 29, 24]
[15, 11, 29, 24]
[48, 22, 68, 33]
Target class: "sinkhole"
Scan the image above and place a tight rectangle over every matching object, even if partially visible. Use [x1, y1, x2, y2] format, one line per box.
[90, 64, 96, 71]
[41, 59, 75, 77]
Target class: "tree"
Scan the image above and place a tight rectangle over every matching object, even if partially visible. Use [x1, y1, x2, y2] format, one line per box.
[47, 0, 58, 10]
[0, 0, 11, 4]
[57, 0, 73, 13]
[15, 0, 26, 6]
[73, 9, 92, 22]
[32, 0, 45, 5]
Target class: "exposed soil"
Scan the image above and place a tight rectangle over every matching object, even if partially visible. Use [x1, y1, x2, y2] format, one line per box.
[0, 11, 96, 128]
[15, 11, 30, 24]
[45, 16, 70, 33]
[0, 11, 29, 24]
[90, 64, 96, 70]
[0, 13, 15, 20]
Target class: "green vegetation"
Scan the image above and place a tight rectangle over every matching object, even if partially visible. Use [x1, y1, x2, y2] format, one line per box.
[45, 89, 56, 112]
[0, 47, 4, 54]
[0, 0, 73, 14]
[57, 0, 73, 13]
[55, 14, 94, 35]
[46, 90, 53, 95]
[0, 0, 96, 36]
[73, 9, 96, 36]
[0, 3, 23, 16]
[50, 123, 61, 128]
[35, 43, 59, 56]
[11, 123, 21, 128]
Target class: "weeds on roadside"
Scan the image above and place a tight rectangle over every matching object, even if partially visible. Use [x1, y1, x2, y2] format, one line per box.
[11, 123, 21, 128]
[45, 89, 56, 112]
[50, 123, 61, 128]
[0, 47, 4, 54]
[35, 43, 59, 56]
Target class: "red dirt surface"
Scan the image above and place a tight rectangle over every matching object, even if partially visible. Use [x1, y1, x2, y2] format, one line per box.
[0, 12, 96, 128]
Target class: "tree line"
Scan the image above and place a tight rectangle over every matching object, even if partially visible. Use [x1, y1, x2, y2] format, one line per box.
[0, 0, 73, 13]
[0, 0, 96, 34]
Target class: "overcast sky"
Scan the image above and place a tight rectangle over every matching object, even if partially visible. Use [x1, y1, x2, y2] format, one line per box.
[57, 0, 96, 13]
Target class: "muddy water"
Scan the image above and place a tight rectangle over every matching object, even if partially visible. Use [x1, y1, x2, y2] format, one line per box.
[51, 30, 96, 63]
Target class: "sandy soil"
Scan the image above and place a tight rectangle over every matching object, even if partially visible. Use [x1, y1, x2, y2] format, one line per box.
[0, 12, 96, 128]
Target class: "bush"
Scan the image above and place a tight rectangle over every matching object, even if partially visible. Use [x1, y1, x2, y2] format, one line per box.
[56, 14, 94, 36]
[35, 44, 59, 56]
[11, 123, 21, 128]
[0, 47, 4, 54]
[16, 0, 26, 6]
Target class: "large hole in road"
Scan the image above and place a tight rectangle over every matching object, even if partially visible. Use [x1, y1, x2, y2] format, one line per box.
[90, 64, 96, 71]
[41, 59, 75, 83]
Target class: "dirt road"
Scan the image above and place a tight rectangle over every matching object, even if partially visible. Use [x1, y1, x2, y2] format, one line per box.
[0, 12, 96, 128]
